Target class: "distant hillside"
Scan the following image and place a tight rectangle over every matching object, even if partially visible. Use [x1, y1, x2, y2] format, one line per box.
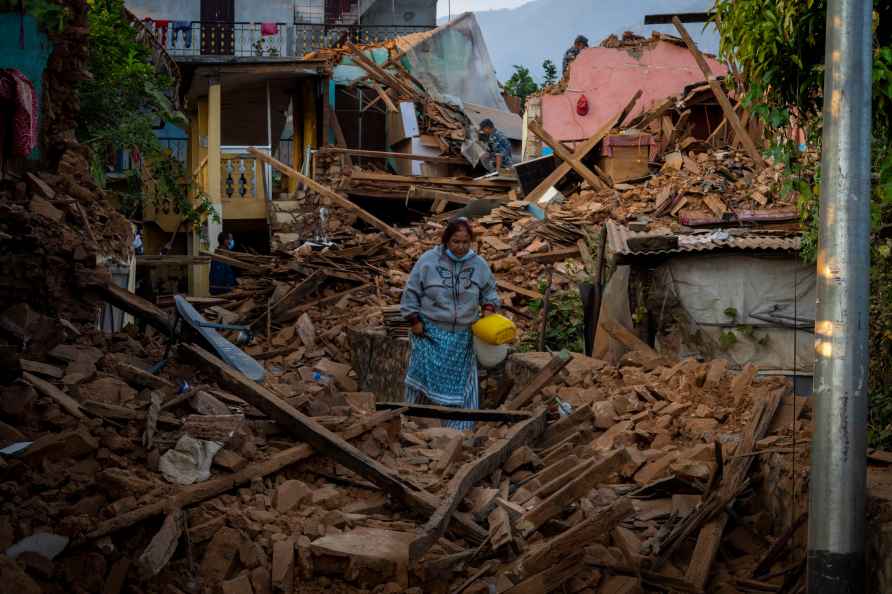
[440, 0, 719, 84]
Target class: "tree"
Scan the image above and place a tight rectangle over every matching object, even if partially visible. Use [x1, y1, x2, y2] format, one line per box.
[542, 59, 558, 86]
[503, 65, 539, 110]
[715, 1, 892, 446]
[79, 0, 208, 223]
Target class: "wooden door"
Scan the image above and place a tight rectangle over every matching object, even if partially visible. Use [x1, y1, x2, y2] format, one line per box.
[201, 0, 235, 55]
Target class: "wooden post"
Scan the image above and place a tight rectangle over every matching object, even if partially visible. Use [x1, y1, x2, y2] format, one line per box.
[527, 121, 607, 190]
[672, 17, 766, 170]
[247, 147, 412, 246]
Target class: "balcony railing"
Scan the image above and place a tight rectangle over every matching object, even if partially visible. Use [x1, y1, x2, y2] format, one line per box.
[151, 21, 434, 59]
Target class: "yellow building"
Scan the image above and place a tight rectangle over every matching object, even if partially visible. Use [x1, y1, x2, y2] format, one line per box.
[142, 57, 329, 295]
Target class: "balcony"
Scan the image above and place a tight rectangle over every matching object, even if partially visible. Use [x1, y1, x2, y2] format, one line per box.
[153, 21, 434, 60]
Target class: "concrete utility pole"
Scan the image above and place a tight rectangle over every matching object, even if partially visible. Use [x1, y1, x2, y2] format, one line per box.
[808, 0, 873, 591]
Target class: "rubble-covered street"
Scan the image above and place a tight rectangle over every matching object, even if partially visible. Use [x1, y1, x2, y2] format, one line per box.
[1, 0, 890, 593]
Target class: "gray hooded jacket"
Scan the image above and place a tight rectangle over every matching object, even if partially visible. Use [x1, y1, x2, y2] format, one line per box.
[400, 246, 500, 331]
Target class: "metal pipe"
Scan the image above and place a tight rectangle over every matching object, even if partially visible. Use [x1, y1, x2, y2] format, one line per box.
[807, 0, 873, 590]
[266, 80, 273, 201]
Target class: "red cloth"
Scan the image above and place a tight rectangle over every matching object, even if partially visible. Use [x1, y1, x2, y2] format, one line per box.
[0, 69, 38, 157]
[260, 22, 278, 36]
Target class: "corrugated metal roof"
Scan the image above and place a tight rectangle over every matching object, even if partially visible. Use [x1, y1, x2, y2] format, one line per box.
[606, 220, 801, 257]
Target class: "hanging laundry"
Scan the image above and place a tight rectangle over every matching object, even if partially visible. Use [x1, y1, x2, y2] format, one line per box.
[260, 22, 279, 36]
[172, 21, 192, 48]
[0, 69, 38, 159]
[153, 19, 170, 43]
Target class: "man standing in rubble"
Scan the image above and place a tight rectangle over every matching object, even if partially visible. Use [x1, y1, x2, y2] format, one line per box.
[563, 35, 589, 74]
[479, 118, 513, 173]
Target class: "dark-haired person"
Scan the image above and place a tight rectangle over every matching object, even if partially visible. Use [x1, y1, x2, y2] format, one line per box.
[400, 219, 500, 430]
[479, 118, 513, 172]
[563, 34, 589, 74]
[209, 232, 237, 295]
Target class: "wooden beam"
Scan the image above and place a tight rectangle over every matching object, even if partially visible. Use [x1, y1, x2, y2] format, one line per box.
[528, 120, 606, 190]
[409, 408, 548, 562]
[599, 318, 661, 360]
[23, 372, 85, 419]
[517, 448, 630, 536]
[524, 102, 627, 202]
[349, 170, 511, 190]
[672, 17, 766, 170]
[520, 246, 582, 265]
[199, 250, 264, 273]
[617, 89, 644, 128]
[503, 350, 571, 410]
[517, 498, 634, 576]
[682, 389, 784, 590]
[319, 147, 466, 165]
[82, 408, 405, 541]
[344, 42, 420, 100]
[408, 186, 476, 207]
[376, 402, 533, 423]
[371, 83, 398, 112]
[97, 281, 174, 335]
[179, 344, 485, 540]
[136, 255, 211, 267]
[496, 279, 543, 301]
[277, 284, 372, 322]
[247, 147, 412, 246]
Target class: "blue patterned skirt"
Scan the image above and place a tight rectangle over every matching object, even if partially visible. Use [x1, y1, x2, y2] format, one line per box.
[404, 319, 479, 431]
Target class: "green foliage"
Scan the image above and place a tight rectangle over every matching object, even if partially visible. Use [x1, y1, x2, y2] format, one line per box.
[719, 331, 738, 351]
[520, 289, 585, 353]
[723, 307, 738, 321]
[0, 0, 71, 32]
[503, 65, 539, 110]
[79, 0, 202, 223]
[715, 1, 892, 446]
[542, 59, 558, 87]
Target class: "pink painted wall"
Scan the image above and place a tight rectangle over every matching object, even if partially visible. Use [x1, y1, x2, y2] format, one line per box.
[541, 41, 728, 142]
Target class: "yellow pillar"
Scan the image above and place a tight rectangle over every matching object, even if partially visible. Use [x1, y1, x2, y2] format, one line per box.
[302, 79, 317, 174]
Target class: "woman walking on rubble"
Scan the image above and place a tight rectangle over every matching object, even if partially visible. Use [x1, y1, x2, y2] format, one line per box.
[400, 218, 501, 430]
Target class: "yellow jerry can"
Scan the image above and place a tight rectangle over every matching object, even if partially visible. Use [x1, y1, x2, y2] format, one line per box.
[472, 314, 517, 345]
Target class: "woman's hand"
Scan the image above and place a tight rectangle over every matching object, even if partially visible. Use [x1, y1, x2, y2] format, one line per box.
[411, 321, 425, 337]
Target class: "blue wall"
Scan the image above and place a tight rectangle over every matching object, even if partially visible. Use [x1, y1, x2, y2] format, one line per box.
[0, 13, 53, 159]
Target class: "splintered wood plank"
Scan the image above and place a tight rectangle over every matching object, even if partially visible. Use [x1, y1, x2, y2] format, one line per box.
[375, 402, 532, 423]
[408, 408, 548, 562]
[84, 408, 407, 541]
[179, 344, 485, 543]
[496, 279, 543, 301]
[599, 318, 661, 360]
[528, 120, 606, 191]
[503, 350, 572, 410]
[679, 389, 784, 590]
[504, 553, 585, 594]
[518, 448, 630, 536]
[23, 372, 85, 419]
[518, 498, 634, 576]
[672, 17, 766, 170]
[525, 102, 628, 202]
[98, 281, 174, 334]
[247, 147, 411, 246]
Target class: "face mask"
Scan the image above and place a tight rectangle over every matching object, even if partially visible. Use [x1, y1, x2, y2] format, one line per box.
[227, 240, 235, 250]
[447, 248, 474, 262]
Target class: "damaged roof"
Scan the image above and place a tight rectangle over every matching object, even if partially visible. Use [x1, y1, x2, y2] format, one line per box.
[541, 33, 728, 142]
[606, 220, 802, 258]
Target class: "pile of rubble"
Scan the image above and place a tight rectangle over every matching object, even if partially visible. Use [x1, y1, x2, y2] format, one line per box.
[0, 289, 816, 594]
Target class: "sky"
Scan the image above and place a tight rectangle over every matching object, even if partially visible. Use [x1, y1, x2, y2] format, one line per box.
[436, 0, 530, 18]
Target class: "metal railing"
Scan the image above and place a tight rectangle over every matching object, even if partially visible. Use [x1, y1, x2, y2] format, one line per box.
[150, 21, 434, 58]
